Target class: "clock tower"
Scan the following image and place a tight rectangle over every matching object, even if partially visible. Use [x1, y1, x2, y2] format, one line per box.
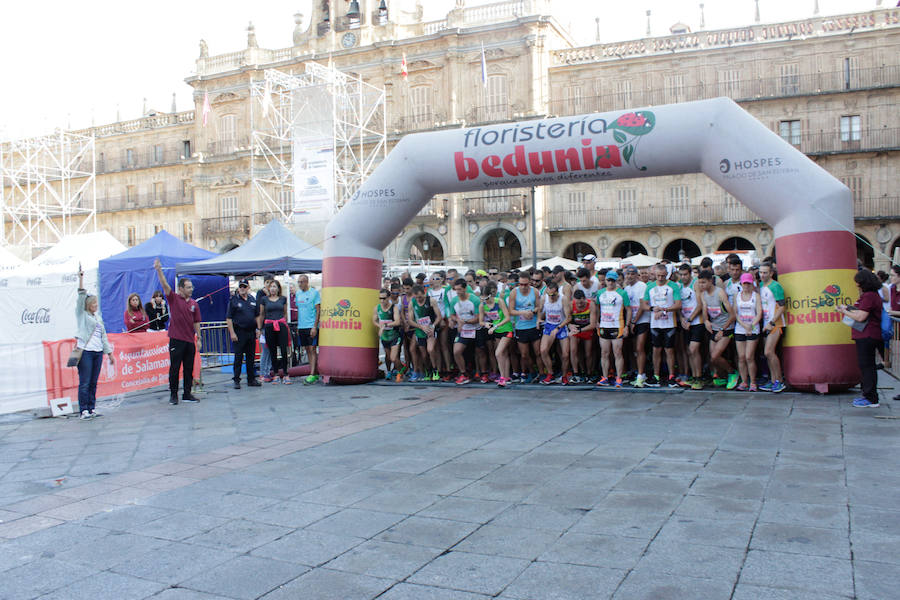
[294, 0, 417, 53]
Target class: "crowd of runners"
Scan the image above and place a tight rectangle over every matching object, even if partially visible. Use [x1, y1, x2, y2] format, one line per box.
[375, 254, 793, 391]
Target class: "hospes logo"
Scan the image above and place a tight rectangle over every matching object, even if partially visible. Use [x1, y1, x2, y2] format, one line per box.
[719, 159, 731, 173]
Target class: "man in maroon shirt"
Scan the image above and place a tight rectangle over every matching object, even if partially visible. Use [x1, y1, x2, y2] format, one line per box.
[154, 259, 202, 405]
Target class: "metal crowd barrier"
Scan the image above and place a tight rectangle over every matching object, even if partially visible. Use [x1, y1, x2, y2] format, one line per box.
[888, 317, 900, 381]
[198, 321, 235, 368]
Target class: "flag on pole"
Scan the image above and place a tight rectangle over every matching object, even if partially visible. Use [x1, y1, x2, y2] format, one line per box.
[480, 42, 487, 88]
[401, 53, 408, 79]
[201, 91, 211, 127]
[261, 78, 273, 119]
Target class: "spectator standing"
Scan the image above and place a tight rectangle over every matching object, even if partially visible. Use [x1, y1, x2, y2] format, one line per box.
[259, 279, 292, 384]
[145, 291, 169, 331]
[838, 269, 884, 407]
[124, 293, 150, 332]
[74, 267, 115, 420]
[256, 276, 275, 380]
[154, 259, 201, 405]
[295, 274, 321, 384]
[226, 279, 261, 389]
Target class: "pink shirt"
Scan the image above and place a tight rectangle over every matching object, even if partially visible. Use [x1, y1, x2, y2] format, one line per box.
[166, 290, 201, 343]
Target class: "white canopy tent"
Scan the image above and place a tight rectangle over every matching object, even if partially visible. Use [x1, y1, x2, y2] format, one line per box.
[0, 232, 126, 415]
[0, 246, 24, 271]
[535, 256, 581, 271]
[618, 253, 662, 268]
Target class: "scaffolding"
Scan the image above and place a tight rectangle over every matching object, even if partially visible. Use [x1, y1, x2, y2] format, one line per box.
[250, 64, 386, 226]
[0, 130, 96, 256]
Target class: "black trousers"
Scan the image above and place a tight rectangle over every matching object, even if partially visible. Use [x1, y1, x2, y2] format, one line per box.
[855, 337, 878, 402]
[233, 328, 257, 383]
[265, 324, 290, 377]
[169, 338, 195, 399]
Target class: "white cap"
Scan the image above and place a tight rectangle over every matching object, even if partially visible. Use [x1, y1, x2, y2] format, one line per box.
[582, 254, 597, 261]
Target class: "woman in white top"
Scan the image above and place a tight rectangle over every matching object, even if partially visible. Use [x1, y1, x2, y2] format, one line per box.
[733, 273, 763, 391]
[74, 267, 115, 420]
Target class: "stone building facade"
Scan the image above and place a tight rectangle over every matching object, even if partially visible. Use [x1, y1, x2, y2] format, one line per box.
[5, 0, 898, 270]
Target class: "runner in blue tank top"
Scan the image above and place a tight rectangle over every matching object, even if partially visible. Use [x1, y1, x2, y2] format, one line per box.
[507, 271, 542, 383]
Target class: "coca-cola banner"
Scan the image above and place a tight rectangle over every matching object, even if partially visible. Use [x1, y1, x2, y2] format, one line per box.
[42, 331, 200, 408]
[0, 282, 83, 344]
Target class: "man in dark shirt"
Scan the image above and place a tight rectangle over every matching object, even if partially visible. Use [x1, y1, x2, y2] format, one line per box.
[226, 279, 261, 389]
[154, 259, 201, 405]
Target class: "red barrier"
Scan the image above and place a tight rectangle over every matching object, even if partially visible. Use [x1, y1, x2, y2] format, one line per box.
[43, 332, 200, 406]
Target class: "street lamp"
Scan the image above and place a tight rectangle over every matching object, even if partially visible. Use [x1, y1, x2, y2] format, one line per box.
[498, 232, 505, 248]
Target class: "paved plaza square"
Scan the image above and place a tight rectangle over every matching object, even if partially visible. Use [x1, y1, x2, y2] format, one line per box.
[1, 376, 898, 599]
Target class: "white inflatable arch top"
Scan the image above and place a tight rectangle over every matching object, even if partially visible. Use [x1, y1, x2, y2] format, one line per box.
[319, 98, 858, 391]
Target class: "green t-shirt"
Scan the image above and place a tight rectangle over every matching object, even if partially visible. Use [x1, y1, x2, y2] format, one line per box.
[483, 297, 513, 334]
[377, 303, 399, 342]
[411, 297, 436, 339]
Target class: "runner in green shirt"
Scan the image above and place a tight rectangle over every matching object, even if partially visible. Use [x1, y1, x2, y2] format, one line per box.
[373, 288, 401, 380]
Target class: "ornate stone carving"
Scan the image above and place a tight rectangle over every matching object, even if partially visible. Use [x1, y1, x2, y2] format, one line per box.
[293, 13, 305, 46]
[247, 22, 258, 48]
[199, 39, 208, 58]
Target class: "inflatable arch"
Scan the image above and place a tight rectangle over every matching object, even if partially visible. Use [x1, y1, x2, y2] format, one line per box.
[319, 98, 858, 392]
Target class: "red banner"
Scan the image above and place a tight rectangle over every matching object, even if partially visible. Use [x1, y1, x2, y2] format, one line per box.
[43, 331, 200, 404]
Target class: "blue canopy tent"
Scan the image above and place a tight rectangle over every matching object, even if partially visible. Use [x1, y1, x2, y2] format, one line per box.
[98, 231, 229, 334]
[175, 220, 323, 276]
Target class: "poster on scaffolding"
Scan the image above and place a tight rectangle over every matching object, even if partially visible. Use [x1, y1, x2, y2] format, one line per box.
[292, 84, 335, 222]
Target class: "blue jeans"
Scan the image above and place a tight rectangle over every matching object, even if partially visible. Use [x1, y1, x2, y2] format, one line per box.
[259, 341, 271, 377]
[77, 350, 104, 413]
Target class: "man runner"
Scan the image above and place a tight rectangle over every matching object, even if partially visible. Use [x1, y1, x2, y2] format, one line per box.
[624, 266, 650, 387]
[596, 270, 630, 388]
[677, 263, 705, 389]
[295, 274, 321, 384]
[508, 271, 542, 383]
[539, 280, 571, 385]
[642, 264, 682, 388]
[408, 284, 443, 382]
[373, 288, 402, 380]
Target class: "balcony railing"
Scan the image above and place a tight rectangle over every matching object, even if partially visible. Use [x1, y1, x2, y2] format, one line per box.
[412, 198, 448, 222]
[855, 196, 900, 220]
[202, 215, 250, 236]
[464, 194, 528, 218]
[548, 196, 900, 230]
[467, 104, 512, 124]
[96, 192, 194, 213]
[99, 148, 186, 174]
[206, 137, 251, 156]
[549, 65, 900, 117]
[794, 128, 900, 155]
[71, 110, 194, 139]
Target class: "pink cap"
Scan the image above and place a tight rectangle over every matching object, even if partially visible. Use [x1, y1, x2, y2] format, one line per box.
[740, 273, 755, 284]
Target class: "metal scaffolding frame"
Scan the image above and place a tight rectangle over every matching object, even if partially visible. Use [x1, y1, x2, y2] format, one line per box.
[0, 130, 96, 255]
[250, 64, 386, 225]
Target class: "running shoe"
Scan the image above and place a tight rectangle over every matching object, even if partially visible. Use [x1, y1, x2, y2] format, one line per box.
[691, 379, 704, 390]
[497, 377, 509, 388]
[262, 375, 274, 383]
[852, 397, 879, 407]
[90, 410, 102, 418]
[408, 372, 419, 382]
[305, 374, 319, 384]
[282, 376, 292, 385]
[614, 377, 623, 388]
[712, 378, 727, 387]
[596, 376, 609, 387]
[561, 374, 571, 386]
[395, 371, 405, 383]
[441, 372, 454, 382]
[455, 374, 471, 385]
[758, 381, 774, 392]
[272, 376, 281, 384]
[632, 374, 647, 388]
[645, 375, 661, 388]
[736, 382, 749, 391]
[770, 380, 786, 393]
[511, 373, 523, 383]
[667, 376, 680, 389]
[480, 374, 490, 384]
[726, 372, 739, 390]
[80, 410, 92, 420]
[431, 371, 440, 381]
[749, 383, 758, 392]
[541, 374, 555, 385]
[489, 373, 499, 382]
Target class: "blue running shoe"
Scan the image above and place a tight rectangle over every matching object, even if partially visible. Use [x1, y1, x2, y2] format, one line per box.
[852, 397, 879, 408]
[770, 380, 786, 393]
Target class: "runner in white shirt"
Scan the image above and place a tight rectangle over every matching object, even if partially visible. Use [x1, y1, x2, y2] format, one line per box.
[623, 266, 650, 387]
[538, 281, 571, 385]
[733, 272, 762, 391]
[641, 264, 682, 388]
[676, 263, 704, 390]
[574, 268, 601, 299]
[595, 270, 630, 388]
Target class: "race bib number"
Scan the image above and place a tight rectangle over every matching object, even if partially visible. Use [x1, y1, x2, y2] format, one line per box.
[460, 324, 477, 339]
[417, 317, 431, 327]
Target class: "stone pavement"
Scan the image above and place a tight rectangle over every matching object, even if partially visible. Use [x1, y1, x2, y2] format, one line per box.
[1, 373, 899, 600]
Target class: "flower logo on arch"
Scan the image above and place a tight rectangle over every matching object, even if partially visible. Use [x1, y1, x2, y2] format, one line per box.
[608, 111, 656, 171]
[338, 299, 352, 310]
[822, 285, 841, 297]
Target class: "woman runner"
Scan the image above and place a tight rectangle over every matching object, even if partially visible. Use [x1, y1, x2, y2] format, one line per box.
[479, 282, 514, 387]
[733, 273, 762, 391]
[568, 289, 597, 384]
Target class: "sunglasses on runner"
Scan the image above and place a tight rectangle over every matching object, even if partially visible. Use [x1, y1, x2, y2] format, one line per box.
[531, 278, 542, 283]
